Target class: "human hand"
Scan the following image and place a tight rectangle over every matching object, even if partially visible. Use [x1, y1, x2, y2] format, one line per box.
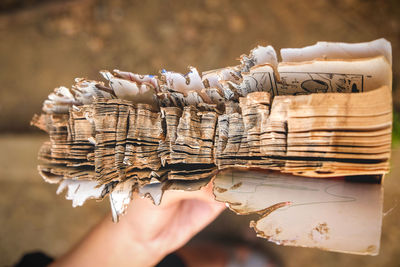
[53, 181, 225, 267]
[121, 182, 226, 260]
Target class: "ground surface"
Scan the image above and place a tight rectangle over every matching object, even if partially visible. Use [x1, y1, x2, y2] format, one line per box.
[1, 0, 400, 266]
[0, 134, 399, 266]
[0, 0, 399, 132]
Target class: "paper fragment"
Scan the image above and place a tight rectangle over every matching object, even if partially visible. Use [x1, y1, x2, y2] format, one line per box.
[109, 179, 136, 222]
[56, 179, 105, 207]
[276, 56, 391, 95]
[241, 45, 278, 72]
[100, 71, 157, 108]
[281, 38, 392, 65]
[138, 182, 165, 206]
[214, 170, 383, 255]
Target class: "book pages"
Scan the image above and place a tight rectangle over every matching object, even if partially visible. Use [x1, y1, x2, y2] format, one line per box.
[31, 39, 393, 255]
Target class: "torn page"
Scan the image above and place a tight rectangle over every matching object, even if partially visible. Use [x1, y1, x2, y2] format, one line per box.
[281, 38, 392, 65]
[213, 169, 383, 255]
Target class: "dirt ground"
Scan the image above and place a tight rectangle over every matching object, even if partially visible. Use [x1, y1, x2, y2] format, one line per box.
[0, 0, 399, 132]
[0, 0, 400, 266]
[0, 135, 399, 266]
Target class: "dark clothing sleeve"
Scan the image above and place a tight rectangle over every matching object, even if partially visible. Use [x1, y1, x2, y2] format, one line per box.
[14, 252, 53, 267]
[14, 251, 185, 267]
[155, 253, 186, 267]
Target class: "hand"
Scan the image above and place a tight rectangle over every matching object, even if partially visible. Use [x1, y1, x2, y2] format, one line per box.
[52, 182, 225, 267]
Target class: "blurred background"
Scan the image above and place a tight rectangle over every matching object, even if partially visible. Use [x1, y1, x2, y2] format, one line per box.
[0, 0, 399, 266]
